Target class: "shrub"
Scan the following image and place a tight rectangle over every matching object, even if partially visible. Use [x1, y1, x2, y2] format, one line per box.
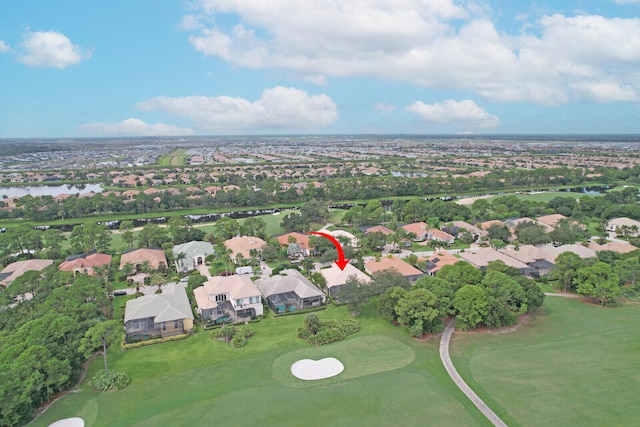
[296, 314, 360, 346]
[213, 324, 254, 348]
[231, 334, 247, 348]
[89, 369, 130, 392]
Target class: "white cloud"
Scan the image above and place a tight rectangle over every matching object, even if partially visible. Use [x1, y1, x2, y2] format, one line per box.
[186, 1, 640, 105]
[374, 102, 396, 112]
[613, 0, 640, 4]
[18, 31, 91, 68]
[136, 86, 338, 132]
[406, 99, 500, 129]
[0, 40, 9, 53]
[79, 118, 194, 136]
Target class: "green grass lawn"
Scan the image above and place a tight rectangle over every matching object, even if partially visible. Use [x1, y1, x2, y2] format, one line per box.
[450, 296, 640, 427]
[513, 191, 599, 203]
[32, 304, 490, 427]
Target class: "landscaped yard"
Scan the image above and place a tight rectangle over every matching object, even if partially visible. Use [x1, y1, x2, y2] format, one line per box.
[450, 296, 640, 427]
[32, 305, 489, 427]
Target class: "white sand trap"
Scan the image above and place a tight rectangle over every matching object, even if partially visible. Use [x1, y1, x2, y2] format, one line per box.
[291, 357, 344, 380]
[48, 418, 84, 427]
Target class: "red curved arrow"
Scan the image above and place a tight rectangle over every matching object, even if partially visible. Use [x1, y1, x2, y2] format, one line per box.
[307, 231, 350, 270]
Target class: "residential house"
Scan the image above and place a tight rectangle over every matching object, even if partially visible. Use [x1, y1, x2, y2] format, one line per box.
[324, 229, 359, 248]
[173, 241, 215, 272]
[120, 248, 168, 272]
[362, 225, 394, 236]
[255, 269, 325, 313]
[0, 259, 54, 287]
[460, 247, 536, 276]
[536, 214, 568, 229]
[224, 236, 267, 262]
[420, 251, 460, 276]
[276, 232, 311, 256]
[123, 283, 194, 341]
[442, 221, 488, 242]
[400, 222, 430, 241]
[607, 217, 640, 237]
[588, 240, 638, 254]
[193, 275, 264, 323]
[319, 263, 371, 299]
[58, 253, 112, 276]
[364, 256, 424, 283]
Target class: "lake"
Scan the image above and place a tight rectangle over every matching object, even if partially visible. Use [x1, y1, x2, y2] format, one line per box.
[0, 183, 104, 199]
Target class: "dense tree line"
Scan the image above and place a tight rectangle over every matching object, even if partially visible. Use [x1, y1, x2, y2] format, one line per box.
[551, 249, 640, 305]
[375, 261, 545, 336]
[0, 267, 115, 426]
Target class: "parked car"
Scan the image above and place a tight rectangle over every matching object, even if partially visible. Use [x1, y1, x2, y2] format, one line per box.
[180, 277, 190, 282]
[113, 290, 127, 296]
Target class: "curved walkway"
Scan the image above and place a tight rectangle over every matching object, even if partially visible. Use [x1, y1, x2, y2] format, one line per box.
[439, 320, 508, 427]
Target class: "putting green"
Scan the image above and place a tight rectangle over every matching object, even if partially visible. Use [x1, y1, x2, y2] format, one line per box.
[273, 335, 415, 388]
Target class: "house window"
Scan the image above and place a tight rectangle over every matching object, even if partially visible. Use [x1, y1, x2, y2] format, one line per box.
[162, 323, 166, 331]
[215, 294, 227, 302]
[174, 320, 179, 329]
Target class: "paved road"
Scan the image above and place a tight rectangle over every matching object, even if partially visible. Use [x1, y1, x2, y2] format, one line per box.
[544, 292, 580, 298]
[439, 320, 509, 427]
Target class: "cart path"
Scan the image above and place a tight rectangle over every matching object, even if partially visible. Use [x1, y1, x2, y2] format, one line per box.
[439, 320, 508, 427]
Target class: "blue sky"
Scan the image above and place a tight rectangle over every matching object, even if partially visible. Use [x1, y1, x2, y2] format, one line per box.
[1, 0, 640, 137]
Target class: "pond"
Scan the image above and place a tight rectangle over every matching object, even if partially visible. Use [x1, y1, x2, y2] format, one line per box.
[0, 183, 104, 198]
[563, 185, 613, 195]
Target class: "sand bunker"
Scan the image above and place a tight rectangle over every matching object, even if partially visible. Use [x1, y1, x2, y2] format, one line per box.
[48, 418, 84, 427]
[291, 357, 344, 380]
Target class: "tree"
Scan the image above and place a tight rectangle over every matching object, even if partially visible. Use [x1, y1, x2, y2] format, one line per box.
[339, 275, 371, 314]
[370, 269, 411, 294]
[78, 320, 123, 373]
[453, 285, 489, 330]
[515, 221, 551, 245]
[303, 313, 322, 335]
[615, 256, 640, 289]
[119, 221, 135, 250]
[552, 251, 584, 292]
[574, 262, 621, 306]
[395, 288, 445, 337]
[174, 251, 187, 272]
[149, 273, 167, 293]
[377, 286, 408, 322]
[137, 223, 170, 248]
[437, 261, 483, 291]
[549, 219, 588, 245]
[486, 223, 511, 244]
[44, 228, 66, 259]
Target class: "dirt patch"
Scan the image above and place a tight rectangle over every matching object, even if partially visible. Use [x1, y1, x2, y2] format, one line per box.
[457, 312, 535, 335]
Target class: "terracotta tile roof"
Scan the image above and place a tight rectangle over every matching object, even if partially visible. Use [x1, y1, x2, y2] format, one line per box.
[0, 259, 54, 286]
[59, 253, 112, 274]
[365, 256, 423, 277]
[276, 232, 310, 250]
[120, 248, 167, 271]
[224, 236, 267, 260]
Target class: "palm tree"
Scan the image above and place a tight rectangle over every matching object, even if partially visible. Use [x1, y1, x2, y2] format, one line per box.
[174, 251, 187, 272]
[300, 257, 315, 275]
[149, 273, 167, 293]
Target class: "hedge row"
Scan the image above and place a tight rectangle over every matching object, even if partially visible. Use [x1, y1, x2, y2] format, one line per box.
[120, 332, 190, 350]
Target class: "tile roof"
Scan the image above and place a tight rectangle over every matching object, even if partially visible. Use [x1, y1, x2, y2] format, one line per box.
[365, 256, 423, 277]
[120, 248, 167, 270]
[0, 259, 54, 286]
[255, 269, 325, 300]
[320, 264, 371, 289]
[124, 283, 193, 323]
[224, 236, 267, 259]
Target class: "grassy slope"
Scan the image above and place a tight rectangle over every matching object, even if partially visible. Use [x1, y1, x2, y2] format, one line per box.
[450, 297, 640, 427]
[33, 305, 489, 427]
